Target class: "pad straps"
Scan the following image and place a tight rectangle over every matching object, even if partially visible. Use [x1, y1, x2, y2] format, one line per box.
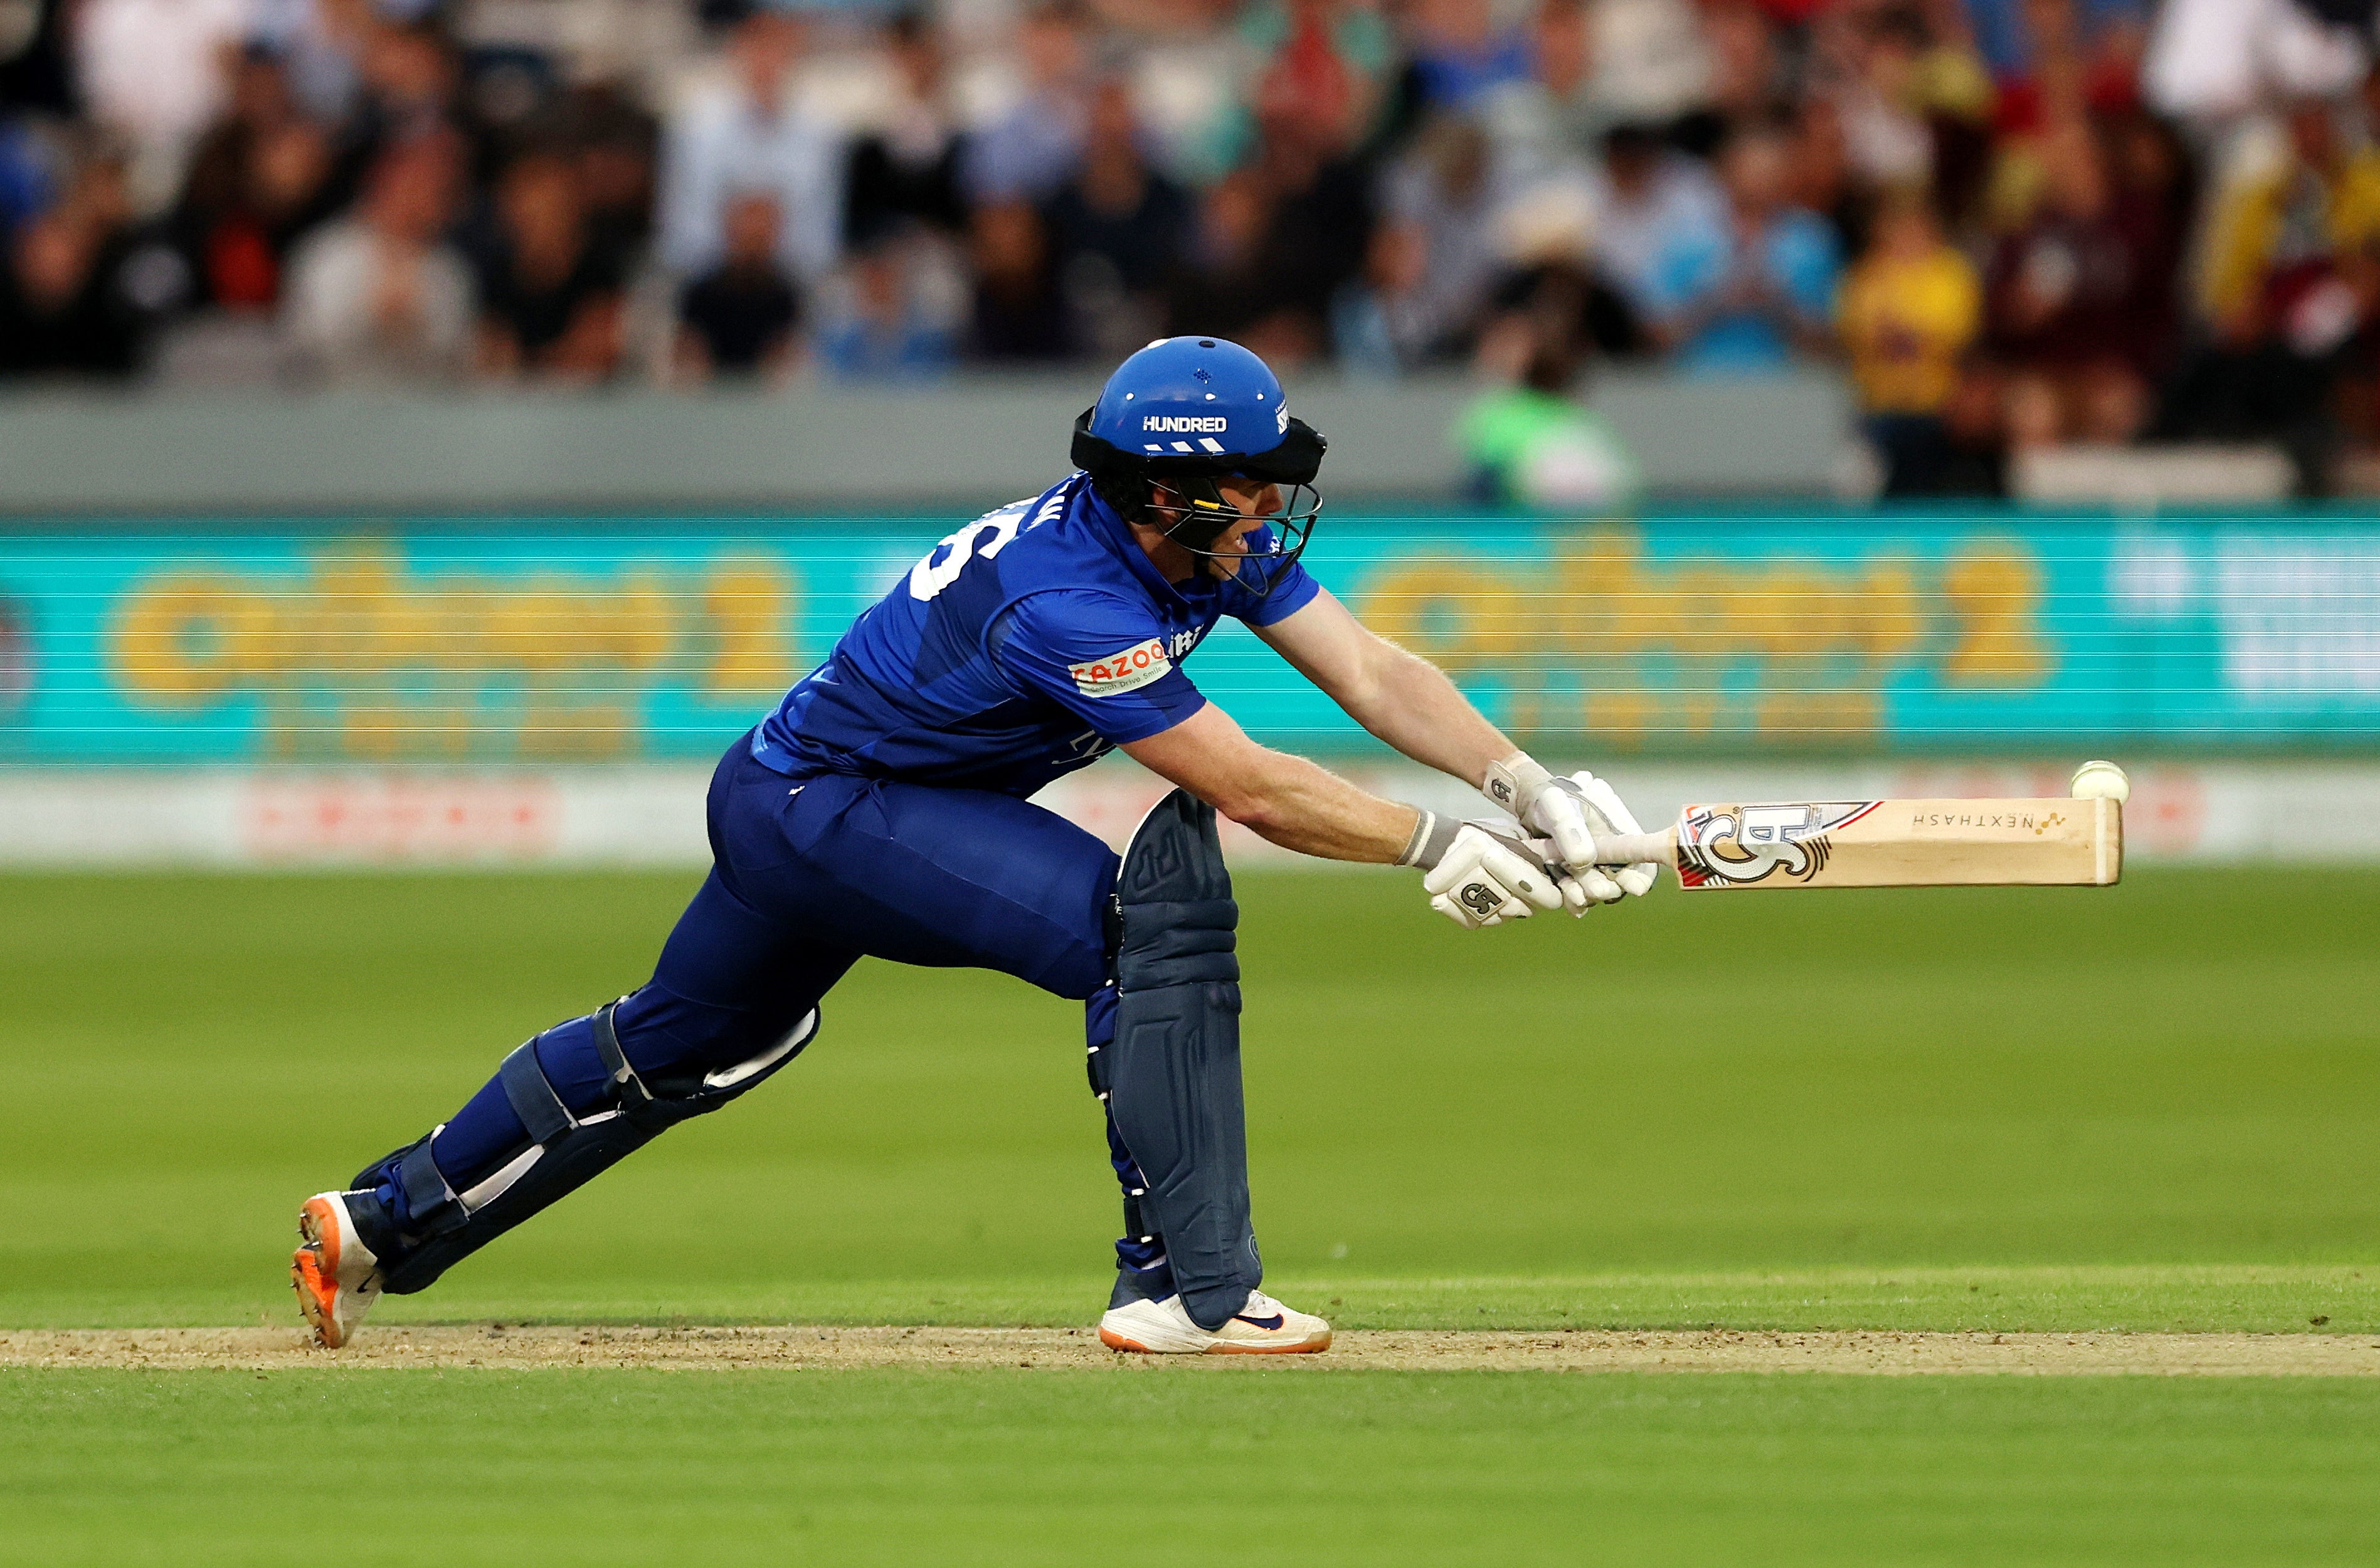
[499, 996, 640, 1145]
[498, 1044, 574, 1145]
[396, 1135, 466, 1236]
[591, 999, 665, 1126]
[1121, 1188, 1156, 1248]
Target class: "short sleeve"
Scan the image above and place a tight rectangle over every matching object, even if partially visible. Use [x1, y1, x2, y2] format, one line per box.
[988, 590, 1208, 744]
[1225, 556, 1321, 626]
[1217, 524, 1321, 626]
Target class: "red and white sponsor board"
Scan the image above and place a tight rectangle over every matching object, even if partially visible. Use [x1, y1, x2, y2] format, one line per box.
[244, 776, 561, 862]
[0, 760, 2373, 867]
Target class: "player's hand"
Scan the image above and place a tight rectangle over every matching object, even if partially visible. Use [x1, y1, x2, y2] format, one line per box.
[1417, 823, 1572, 930]
[1484, 755, 1649, 904]
[1558, 770, 1658, 897]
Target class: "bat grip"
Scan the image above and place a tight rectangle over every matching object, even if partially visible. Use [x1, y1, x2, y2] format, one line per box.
[1591, 829, 1676, 869]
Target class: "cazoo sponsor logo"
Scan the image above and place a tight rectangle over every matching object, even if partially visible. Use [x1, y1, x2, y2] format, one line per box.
[1069, 638, 1172, 696]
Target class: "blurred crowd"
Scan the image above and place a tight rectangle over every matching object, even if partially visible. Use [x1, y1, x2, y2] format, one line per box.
[8, 0, 2380, 493]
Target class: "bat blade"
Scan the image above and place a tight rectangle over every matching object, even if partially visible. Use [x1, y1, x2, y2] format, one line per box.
[1630, 798, 2121, 890]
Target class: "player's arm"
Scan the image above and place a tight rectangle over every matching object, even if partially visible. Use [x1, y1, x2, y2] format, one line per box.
[990, 590, 1420, 865]
[1120, 702, 1414, 862]
[1250, 587, 1658, 902]
[995, 587, 1575, 927]
[1122, 704, 1569, 928]
[1248, 586, 1511, 785]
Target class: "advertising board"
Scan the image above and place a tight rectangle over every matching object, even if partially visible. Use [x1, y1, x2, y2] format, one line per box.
[1, 512, 2374, 763]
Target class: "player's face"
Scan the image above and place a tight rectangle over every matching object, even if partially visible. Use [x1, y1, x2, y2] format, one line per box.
[1202, 479, 1281, 581]
[1137, 477, 1286, 585]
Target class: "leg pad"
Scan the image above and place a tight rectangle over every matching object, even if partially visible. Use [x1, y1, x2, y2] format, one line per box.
[363, 1001, 818, 1295]
[1104, 790, 1259, 1331]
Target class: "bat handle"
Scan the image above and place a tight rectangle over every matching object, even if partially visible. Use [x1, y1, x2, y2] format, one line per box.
[1591, 829, 1677, 869]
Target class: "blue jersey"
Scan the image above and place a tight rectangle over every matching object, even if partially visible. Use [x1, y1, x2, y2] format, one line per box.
[751, 473, 1320, 797]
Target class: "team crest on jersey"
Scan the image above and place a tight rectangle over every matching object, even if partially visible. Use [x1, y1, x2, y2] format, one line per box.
[1071, 638, 1172, 696]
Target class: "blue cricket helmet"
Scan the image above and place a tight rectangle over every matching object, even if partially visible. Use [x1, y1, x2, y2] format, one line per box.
[1069, 336, 1326, 598]
[1071, 336, 1326, 489]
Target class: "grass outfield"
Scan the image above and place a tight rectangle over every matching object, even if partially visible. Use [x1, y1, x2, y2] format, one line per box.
[0, 1370, 2373, 1567]
[3, 866, 2376, 1562]
[1, 866, 2376, 1331]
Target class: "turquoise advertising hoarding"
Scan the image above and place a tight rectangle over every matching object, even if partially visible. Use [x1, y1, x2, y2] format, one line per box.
[0, 512, 2373, 763]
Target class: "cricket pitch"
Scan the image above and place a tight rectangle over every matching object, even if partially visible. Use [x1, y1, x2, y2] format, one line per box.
[8, 1325, 2377, 1375]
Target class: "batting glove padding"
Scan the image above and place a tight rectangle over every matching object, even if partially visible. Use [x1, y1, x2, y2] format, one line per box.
[1483, 753, 1646, 904]
[1559, 770, 1659, 898]
[1400, 815, 1573, 930]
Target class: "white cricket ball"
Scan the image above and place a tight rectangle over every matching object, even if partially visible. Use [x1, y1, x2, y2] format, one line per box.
[2069, 760, 2130, 803]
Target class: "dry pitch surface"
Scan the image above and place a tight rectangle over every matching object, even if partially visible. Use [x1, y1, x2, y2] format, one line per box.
[7, 1325, 2377, 1375]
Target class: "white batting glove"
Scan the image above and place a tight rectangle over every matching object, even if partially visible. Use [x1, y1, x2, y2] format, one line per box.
[1483, 754, 1652, 903]
[1560, 769, 1658, 897]
[1396, 813, 1575, 930]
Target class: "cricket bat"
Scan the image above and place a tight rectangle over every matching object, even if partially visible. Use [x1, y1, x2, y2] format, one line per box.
[1589, 798, 2123, 890]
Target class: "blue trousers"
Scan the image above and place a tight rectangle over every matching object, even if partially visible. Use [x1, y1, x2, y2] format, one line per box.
[393, 734, 1167, 1280]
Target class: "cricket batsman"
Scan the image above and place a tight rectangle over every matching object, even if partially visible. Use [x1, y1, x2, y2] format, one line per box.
[292, 336, 1658, 1355]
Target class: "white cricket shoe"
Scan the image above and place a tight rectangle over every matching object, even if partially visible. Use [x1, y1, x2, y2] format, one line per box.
[291, 1191, 386, 1349]
[1098, 1288, 1332, 1355]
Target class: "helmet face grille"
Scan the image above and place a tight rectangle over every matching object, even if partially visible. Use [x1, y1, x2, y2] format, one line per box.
[1141, 476, 1323, 603]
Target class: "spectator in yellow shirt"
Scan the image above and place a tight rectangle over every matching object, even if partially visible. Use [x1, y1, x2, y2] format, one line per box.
[1838, 187, 1982, 497]
[2161, 94, 2380, 491]
[2199, 102, 2380, 347]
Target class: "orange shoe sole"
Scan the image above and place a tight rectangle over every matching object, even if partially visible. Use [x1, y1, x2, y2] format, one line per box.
[291, 1196, 348, 1348]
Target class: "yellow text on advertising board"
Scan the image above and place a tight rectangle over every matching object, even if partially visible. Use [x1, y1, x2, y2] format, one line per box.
[105, 550, 795, 760]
